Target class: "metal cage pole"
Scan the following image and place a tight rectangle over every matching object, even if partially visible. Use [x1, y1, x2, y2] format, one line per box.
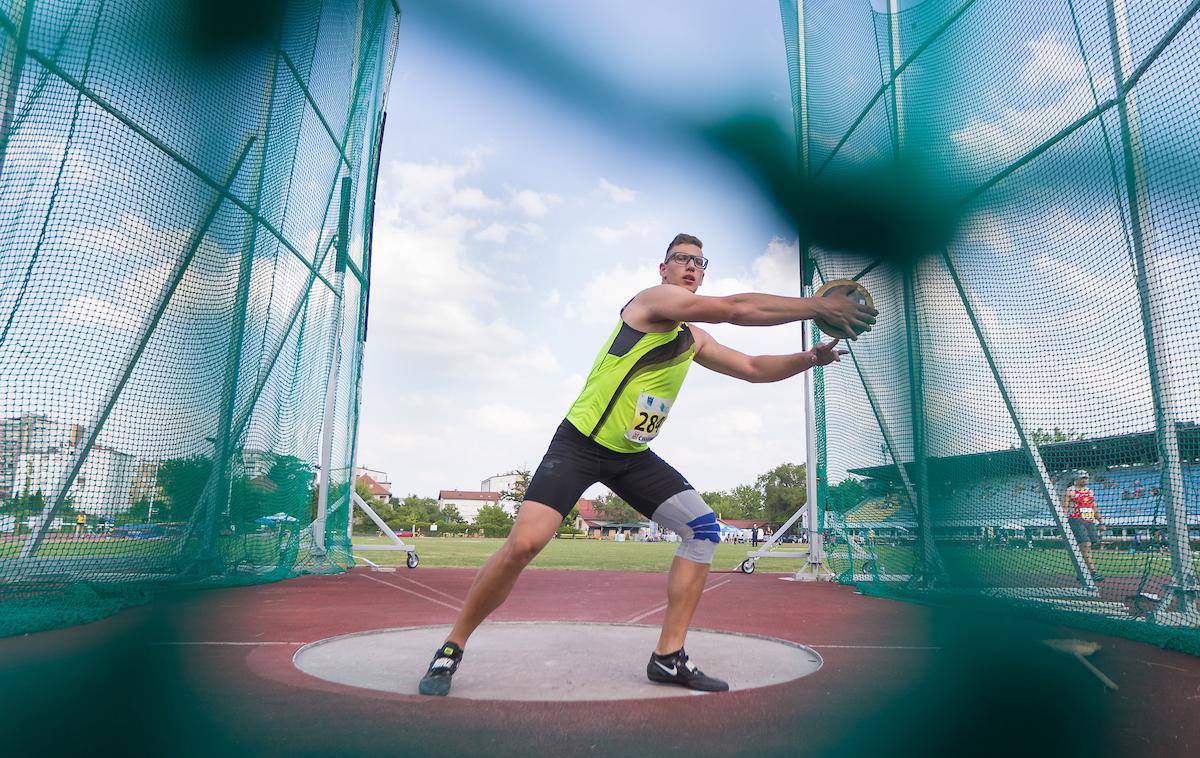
[1104, 0, 1200, 610]
[796, 0, 830, 578]
[768, 1, 832, 579]
[313, 177, 353, 556]
[888, 0, 943, 584]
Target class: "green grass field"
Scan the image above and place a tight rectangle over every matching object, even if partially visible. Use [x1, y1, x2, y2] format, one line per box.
[824, 542, 1200, 584]
[4, 532, 1192, 586]
[352, 536, 812, 573]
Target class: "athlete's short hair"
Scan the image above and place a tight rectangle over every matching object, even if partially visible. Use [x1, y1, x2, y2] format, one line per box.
[665, 233, 702, 260]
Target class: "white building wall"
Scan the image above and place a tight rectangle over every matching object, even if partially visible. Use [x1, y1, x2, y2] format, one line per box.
[440, 494, 514, 522]
[16, 446, 137, 516]
[481, 473, 520, 494]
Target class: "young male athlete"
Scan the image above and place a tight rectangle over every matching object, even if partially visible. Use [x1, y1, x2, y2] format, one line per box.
[419, 233, 877, 696]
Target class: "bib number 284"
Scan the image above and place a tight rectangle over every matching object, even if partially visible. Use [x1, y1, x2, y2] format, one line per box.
[625, 393, 671, 444]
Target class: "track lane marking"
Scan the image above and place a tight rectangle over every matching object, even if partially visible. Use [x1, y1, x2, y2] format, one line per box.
[374, 572, 465, 604]
[624, 578, 734, 623]
[360, 572, 464, 612]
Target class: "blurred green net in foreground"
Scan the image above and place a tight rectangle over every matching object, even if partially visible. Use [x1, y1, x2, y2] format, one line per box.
[0, 0, 400, 636]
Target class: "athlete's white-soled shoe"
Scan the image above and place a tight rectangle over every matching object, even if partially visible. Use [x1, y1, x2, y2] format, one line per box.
[646, 648, 729, 692]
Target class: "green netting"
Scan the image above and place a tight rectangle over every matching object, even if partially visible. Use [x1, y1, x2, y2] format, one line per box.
[782, 0, 1200, 654]
[0, 0, 399, 636]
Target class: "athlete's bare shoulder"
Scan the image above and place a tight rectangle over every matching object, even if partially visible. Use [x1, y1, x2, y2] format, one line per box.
[623, 284, 699, 331]
[622, 285, 689, 332]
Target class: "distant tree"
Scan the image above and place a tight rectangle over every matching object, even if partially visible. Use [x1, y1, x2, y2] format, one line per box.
[499, 469, 531, 514]
[390, 495, 441, 530]
[701, 486, 765, 520]
[564, 503, 581, 524]
[701, 490, 735, 519]
[353, 479, 395, 531]
[4, 489, 44, 517]
[231, 455, 315, 526]
[729, 484, 765, 519]
[1029, 427, 1084, 446]
[438, 503, 466, 524]
[267, 455, 313, 507]
[826, 477, 867, 514]
[229, 476, 270, 526]
[157, 456, 212, 521]
[126, 497, 161, 523]
[474, 502, 515, 537]
[756, 462, 807, 525]
[593, 492, 641, 522]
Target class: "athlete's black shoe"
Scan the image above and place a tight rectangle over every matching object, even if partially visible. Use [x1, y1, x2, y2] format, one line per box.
[419, 641, 463, 696]
[646, 648, 729, 692]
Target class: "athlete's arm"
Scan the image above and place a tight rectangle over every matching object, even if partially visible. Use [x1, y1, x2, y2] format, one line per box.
[629, 284, 877, 334]
[691, 326, 847, 383]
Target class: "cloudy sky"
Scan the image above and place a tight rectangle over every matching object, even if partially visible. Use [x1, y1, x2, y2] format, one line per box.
[356, 2, 815, 498]
[357, 0, 1200, 497]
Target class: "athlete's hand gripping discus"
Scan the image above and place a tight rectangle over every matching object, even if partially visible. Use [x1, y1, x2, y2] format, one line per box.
[813, 279, 875, 340]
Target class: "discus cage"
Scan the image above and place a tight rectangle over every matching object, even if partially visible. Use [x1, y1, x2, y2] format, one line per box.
[758, 0, 1200, 654]
[0, 0, 401, 636]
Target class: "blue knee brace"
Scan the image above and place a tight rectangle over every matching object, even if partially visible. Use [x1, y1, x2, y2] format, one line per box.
[650, 490, 719, 564]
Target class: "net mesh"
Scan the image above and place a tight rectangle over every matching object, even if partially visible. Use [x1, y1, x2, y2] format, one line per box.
[783, 0, 1200, 653]
[0, 0, 399, 636]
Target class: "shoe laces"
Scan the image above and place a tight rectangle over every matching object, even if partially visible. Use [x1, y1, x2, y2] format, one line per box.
[671, 649, 699, 674]
[428, 648, 461, 675]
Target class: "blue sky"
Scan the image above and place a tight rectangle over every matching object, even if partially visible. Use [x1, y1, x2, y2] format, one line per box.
[357, 2, 813, 498]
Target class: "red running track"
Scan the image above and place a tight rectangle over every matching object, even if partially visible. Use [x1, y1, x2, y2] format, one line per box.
[1, 567, 1198, 757]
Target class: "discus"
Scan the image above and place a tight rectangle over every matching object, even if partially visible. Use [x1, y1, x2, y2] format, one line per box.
[813, 279, 874, 340]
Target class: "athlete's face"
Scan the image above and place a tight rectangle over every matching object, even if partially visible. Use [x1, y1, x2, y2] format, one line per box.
[659, 243, 706, 293]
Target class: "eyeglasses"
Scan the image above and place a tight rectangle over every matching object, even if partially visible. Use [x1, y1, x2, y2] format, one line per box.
[665, 252, 709, 270]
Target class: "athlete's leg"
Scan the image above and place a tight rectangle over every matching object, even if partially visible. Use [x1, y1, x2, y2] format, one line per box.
[445, 500, 562, 647]
[656, 555, 709, 655]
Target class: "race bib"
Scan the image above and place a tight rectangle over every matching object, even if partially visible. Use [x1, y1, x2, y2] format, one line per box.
[625, 392, 671, 444]
[1079, 506, 1096, 520]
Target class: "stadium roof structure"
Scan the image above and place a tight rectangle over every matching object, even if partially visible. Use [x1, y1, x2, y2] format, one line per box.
[847, 425, 1200, 484]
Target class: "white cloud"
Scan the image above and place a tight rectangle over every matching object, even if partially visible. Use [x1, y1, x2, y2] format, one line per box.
[590, 221, 654, 244]
[474, 221, 545, 244]
[950, 33, 1094, 165]
[452, 187, 501, 211]
[60, 296, 140, 331]
[1020, 32, 1086, 88]
[367, 153, 537, 366]
[509, 187, 561, 218]
[596, 177, 638, 203]
[475, 223, 514, 243]
[575, 262, 660, 323]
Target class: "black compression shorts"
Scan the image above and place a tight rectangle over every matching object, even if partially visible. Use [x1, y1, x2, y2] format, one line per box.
[524, 420, 693, 518]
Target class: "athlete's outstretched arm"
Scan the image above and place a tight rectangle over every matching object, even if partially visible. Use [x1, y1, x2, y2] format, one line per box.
[691, 326, 847, 383]
[629, 284, 876, 335]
